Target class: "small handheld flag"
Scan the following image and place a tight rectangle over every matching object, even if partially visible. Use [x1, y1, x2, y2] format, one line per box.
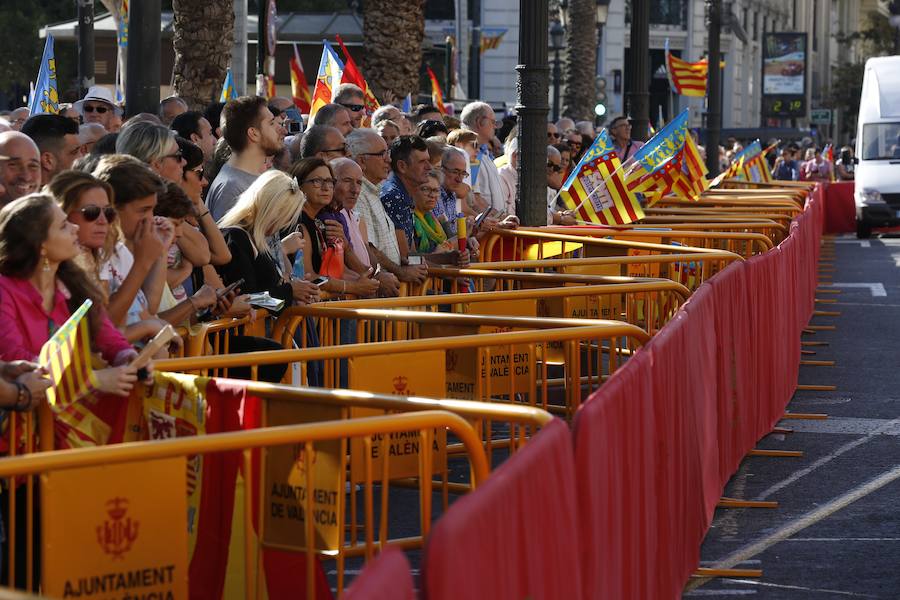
[28, 35, 60, 115]
[220, 69, 238, 103]
[39, 299, 98, 406]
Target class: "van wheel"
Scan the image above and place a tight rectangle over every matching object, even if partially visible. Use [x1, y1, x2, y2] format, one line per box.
[856, 221, 872, 239]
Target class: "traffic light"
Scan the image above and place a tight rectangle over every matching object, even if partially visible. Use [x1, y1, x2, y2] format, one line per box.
[595, 77, 608, 120]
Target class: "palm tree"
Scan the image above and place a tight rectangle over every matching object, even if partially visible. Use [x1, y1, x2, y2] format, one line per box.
[171, 0, 234, 109]
[362, 0, 426, 100]
[561, 0, 597, 121]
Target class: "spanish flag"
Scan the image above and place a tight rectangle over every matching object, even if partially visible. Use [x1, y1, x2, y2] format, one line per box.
[560, 130, 645, 225]
[310, 41, 344, 118]
[290, 44, 312, 113]
[426, 66, 447, 115]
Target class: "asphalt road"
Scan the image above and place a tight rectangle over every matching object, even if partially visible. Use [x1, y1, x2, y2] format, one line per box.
[685, 234, 900, 599]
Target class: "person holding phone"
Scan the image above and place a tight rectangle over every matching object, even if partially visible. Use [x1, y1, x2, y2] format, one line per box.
[217, 170, 320, 307]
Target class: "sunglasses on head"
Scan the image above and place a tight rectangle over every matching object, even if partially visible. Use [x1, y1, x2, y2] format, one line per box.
[76, 205, 116, 223]
[340, 103, 365, 112]
[83, 105, 109, 114]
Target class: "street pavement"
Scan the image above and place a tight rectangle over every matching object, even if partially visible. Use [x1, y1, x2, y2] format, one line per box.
[685, 234, 900, 599]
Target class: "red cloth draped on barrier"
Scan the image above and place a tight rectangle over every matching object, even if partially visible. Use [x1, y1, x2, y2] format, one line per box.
[421, 418, 582, 600]
[822, 181, 855, 234]
[574, 188, 822, 598]
[186, 378, 333, 600]
[343, 547, 415, 600]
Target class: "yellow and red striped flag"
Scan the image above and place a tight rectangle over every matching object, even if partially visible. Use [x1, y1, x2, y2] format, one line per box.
[426, 66, 447, 115]
[560, 130, 645, 225]
[682, 133, 710, 197]
[665, 39, 709, 97]
[38, 299, 99, 406]
[289, 43, 312, 113]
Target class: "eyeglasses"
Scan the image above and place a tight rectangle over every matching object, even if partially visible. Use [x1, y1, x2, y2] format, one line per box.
[340, 103, 365, 113]
[360, 149, 390, 159]
[162, 150, 183, 161]
[82, 105, 109, 114]
[302, 177, 337, 189]
[187, 165, 204, 176]
[547, 162, 563, 173]
[419, 186, 441, 196]
[442, 166, 469, 180]
[567, 139, 582, 148]
[548, 132, 560, 139]
[75, 204, 116, 223]
[322, 146, 347, 156]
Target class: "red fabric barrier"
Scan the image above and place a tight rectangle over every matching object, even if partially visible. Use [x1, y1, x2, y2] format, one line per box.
[343, 547, 415, 600]
[421, 418, 583, 600]
[573, 190, 822, 599]
[822, 181, 855, 234]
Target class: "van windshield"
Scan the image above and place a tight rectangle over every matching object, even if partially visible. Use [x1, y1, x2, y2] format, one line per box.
[862, 122, 900, 160]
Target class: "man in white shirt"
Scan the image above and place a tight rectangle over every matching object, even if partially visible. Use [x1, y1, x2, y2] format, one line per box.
[460, 101, 506, 214]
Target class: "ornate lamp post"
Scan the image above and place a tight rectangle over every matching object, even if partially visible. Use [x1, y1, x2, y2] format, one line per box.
[550, 21, 565, 122]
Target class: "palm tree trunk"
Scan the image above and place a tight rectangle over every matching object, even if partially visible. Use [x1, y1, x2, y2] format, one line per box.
[172, 0, 234, 109]
[363, 0, 426, 100]
[561, 0, 598, 121]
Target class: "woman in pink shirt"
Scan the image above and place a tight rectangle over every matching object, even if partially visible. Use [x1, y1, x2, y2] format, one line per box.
[0, 194, 147, 448]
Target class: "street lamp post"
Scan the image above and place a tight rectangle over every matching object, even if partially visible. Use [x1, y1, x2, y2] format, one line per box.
[550, 21, 565, 122]
[515, 0, 550, 227]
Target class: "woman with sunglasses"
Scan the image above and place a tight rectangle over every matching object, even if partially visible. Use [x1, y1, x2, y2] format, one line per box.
[115, 121, 186, 184]
[0, 194, 153, 441]
[49, 170, 177, 346]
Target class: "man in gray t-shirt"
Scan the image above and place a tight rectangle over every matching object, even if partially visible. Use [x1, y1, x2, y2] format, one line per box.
[206, 162, 258, 220]
[205, 95, 284, 220]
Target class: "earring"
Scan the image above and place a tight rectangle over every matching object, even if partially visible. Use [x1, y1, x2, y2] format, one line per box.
[43, 256, 50, 272]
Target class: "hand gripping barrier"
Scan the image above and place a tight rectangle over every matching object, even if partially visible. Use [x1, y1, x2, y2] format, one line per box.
[0, 408, 488, 600]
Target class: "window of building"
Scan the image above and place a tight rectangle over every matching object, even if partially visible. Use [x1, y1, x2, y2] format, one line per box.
[624, 0, 687, 27]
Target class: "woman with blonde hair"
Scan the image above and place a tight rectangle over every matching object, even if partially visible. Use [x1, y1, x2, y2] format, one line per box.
[217, 170, 319, 307]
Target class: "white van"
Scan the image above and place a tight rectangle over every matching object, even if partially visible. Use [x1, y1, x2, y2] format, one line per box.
[855, 55, 900, 238]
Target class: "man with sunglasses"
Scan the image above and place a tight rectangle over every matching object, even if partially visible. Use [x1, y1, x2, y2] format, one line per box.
[334, 84, 367, 129]
[21, 114, 84, 185]
[73, 86, 123, 131]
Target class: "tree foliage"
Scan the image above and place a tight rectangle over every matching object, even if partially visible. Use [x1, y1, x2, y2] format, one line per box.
[0, 0, 75, 104]
[826, 10, 897, 141]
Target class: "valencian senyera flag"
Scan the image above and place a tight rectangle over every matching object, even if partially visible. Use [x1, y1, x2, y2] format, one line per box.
[220, 69, 238, 103]
[38, 299, 98, 406]
[28, 35, 60, 115]
[310, 41, 345, 118]
[559, 129, 645, 225]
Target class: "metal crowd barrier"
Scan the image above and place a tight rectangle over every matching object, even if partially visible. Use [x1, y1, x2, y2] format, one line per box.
[0, 409, 488, 598]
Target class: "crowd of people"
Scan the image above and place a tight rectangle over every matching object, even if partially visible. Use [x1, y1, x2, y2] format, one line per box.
[0, 82, 858, 421]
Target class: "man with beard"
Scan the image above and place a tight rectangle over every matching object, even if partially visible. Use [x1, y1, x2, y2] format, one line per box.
[206, 96, 283, 220]
[0, 132, 40, 206]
